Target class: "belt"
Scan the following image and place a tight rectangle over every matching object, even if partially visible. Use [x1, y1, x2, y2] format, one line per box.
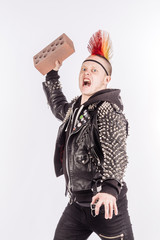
[75, 201, 90, 207]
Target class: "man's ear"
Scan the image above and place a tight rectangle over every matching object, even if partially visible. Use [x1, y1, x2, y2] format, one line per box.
[104, 75, 111, 84]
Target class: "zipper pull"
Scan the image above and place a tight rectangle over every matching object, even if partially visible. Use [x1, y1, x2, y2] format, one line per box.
[65, 109, 73, 132]
[65, 185, 68, 196]
[87, 159, 92, 172]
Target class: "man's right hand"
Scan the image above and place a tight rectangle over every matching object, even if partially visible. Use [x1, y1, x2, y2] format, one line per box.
[53, 60, 62, 71]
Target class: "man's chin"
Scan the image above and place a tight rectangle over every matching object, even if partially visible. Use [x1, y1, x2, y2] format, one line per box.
[80, 85, 92, 92]
[81, 90, 92, 96]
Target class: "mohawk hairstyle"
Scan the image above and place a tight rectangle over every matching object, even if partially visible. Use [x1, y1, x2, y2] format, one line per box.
[87, 30, 113, 75]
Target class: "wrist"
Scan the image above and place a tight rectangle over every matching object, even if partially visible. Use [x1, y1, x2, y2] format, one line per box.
[100, 184, 119, 200]
[46, 69, 60, 82]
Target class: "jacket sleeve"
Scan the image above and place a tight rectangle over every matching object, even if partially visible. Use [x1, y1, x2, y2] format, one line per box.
[97, 101, 129, 200]
[42, 69, 71, 121]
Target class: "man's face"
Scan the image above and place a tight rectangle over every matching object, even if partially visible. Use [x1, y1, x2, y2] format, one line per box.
[79, 55, 111, 97]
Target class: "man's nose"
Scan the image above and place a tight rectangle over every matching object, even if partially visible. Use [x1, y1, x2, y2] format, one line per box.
[84, 70, 90, 75]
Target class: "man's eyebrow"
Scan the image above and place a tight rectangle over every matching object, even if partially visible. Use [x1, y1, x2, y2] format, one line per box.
[81, 64, 98, 68]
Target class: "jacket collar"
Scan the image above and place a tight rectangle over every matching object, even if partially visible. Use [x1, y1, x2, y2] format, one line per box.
[73, 88, 124, 111]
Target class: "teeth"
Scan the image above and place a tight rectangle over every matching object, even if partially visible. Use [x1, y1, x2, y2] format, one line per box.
[83, 78, 91, 86]
[84, 79, 90, 82]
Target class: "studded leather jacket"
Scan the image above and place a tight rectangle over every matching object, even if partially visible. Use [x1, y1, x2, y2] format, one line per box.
[42, 70, 129, 201]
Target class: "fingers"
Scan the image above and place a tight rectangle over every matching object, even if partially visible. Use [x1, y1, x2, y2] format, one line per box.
[53, 60, 62, 71]
[95, 200, 103, 216]
[91, 194, 102, 216]
[91, 194, 99, 205]
[113, 201, 118, 216]
[91, 193, 118, 219]
[108, 202, 113, 219]
[105, 201, 118, 219]
[95, 200, 115, 219]
[104, 201, 108, 219]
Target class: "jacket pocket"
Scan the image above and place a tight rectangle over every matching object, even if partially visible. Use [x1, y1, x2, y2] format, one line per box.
[99, 233, 124, 240]
[76, 154, 92, 172]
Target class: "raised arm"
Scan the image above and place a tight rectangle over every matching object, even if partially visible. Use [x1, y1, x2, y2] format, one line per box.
[42, 60, 71, 121]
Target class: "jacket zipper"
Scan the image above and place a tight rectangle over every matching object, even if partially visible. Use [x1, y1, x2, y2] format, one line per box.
[65, 106, 78, 197]
[73, 104, 84, 129]
[65, 105, 84, 197]
[65, 104, 93, 197]
[99, 233, 124, 240]
[65, 108, 73, 132]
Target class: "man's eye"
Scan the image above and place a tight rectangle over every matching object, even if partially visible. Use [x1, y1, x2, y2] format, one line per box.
[82, 68, 86, 71]
[92, 69, 97, 72]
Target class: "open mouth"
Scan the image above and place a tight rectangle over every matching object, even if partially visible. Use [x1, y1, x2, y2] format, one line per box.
[83, 78, 91, 87]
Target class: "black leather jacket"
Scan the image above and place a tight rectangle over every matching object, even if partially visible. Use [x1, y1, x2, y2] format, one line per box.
[42, 70, 129, 200]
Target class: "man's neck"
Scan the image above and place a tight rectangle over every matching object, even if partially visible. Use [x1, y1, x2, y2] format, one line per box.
[80, 95, 91, 105]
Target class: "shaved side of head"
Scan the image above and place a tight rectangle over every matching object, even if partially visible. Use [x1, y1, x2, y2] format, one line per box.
[86, 55, 112, 76]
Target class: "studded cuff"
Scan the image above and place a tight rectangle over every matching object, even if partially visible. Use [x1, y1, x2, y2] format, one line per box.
[43, 79, 62, 90]
[44, 70, 62, 90]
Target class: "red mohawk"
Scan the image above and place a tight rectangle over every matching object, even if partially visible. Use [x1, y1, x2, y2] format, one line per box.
[87, 30, 113, 62]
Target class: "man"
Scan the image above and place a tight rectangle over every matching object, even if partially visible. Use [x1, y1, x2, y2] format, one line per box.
[42, 30, 134, 239]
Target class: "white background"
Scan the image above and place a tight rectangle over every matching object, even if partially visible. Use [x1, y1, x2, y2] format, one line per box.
[1, 0, 160, 239]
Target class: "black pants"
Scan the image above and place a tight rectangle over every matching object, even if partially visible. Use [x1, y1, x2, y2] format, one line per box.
[53, 192, 134, 240]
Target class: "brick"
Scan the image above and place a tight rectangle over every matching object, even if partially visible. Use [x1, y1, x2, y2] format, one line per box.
[33, 33, 75, 75]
